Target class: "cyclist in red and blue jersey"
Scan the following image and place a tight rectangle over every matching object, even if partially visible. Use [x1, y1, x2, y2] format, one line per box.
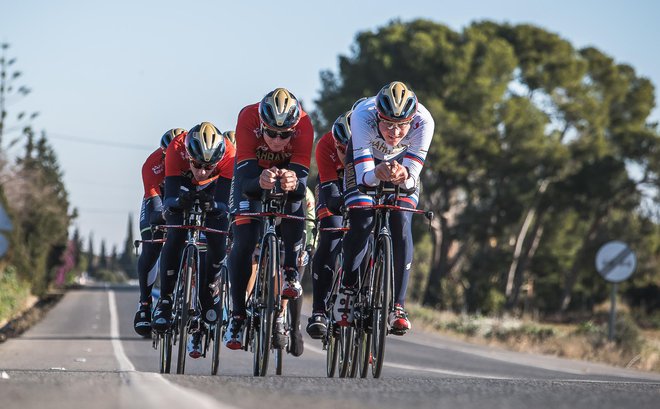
[133, 128, 185, 337]
[152, 123, 236, 357]
[305, 110, 353, 339]
[224, 88, 314, 354]
[333, 82, 434, 335]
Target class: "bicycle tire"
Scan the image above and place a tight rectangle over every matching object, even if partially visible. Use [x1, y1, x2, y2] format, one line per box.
[253, 233, 277, 376]
[159, 332, 172, 373]
[338, 326, 354, 378]
[176, 249, 195, 374]
[211, 266, 228, 375]
[371, 234, 392, 378]
[356, 326, 371, 378]
[325, 325, 339, 377]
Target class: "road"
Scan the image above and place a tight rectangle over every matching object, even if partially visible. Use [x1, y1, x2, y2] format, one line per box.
[0, 285, 658, 409]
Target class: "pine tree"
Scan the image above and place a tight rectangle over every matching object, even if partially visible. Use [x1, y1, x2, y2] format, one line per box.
[119, 213, 137, 278]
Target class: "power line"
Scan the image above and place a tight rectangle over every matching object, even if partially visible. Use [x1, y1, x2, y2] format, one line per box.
[48, 132, 153, 150]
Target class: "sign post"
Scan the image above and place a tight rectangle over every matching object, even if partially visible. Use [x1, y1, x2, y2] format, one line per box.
[595, 240, 636, 341]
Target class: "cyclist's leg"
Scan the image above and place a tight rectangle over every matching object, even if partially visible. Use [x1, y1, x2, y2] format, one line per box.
[137, 198, 163, 303]
[152, 207, 186, 331]
[201, 179, 231, 323]
[135, 198, 164, 335]
[280, 200, 305, 298]
[389, 194, 417, 332]
[334, 194, 374, 325]
[311, 216, 343, 313]
[227, 219, 260, 317]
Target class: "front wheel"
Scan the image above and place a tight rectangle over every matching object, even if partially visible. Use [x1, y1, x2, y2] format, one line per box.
[211, 267, 228, 375]
[159, 332, 172, 374]
[371, 235, 392, 378]
[253, 234, 277, 376]
[325, 326, 339, 377]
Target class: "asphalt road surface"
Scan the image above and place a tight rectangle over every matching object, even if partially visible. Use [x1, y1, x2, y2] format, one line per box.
[0, 285, 658, 409]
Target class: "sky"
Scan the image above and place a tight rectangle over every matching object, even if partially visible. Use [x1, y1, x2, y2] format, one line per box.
[2, 0, 659, 253]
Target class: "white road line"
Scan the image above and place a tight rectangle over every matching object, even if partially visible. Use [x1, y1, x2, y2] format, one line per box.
[108, 290, 238, 409]
[304, 342, 511, 379]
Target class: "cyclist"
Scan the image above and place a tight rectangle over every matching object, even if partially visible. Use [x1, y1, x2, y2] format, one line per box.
[305, 110, 352, 339]
[333, 81, 434, 334]
[224, 87, 314, 351]
[151, 122, 236, 357]
[133, 128, 185, 337]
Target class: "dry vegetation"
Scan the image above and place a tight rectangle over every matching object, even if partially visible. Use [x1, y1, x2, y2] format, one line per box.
[407, 303, 660, 373]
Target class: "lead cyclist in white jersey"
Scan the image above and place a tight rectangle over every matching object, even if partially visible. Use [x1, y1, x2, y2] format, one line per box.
[333, 81, 434, 334]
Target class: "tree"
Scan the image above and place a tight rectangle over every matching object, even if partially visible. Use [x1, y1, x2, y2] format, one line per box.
[314, 19, 659, 315]
[0, 43, 39, 149]
[87, 234, 96, 276]
[119, 213, 137, 279]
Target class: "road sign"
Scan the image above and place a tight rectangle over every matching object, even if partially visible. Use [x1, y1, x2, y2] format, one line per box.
[595, 240, 636, 283]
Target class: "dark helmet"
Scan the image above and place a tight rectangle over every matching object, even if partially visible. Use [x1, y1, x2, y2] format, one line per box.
[161, 128, 186, 150]
[375, 81, 418, 122]
[331, 111, 352, 146]
[259, 87, 301, 130]
[184, 122, 226, 164]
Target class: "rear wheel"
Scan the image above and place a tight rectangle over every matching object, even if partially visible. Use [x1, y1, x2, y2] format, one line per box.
[371, 235, 392, 378]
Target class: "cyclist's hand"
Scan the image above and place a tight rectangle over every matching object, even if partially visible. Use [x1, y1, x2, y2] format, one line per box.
[201, 200, 228, 214]
[259, 167, 279, 190]
[375, 162, 393, 182]
[390, 161, 409, 185]
[279, 169, 298, 192]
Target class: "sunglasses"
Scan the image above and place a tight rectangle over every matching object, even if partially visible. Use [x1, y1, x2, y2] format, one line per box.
[190, 160, 216, 170]
[262, 127, 294, 139]
[380, 119, 413, 131]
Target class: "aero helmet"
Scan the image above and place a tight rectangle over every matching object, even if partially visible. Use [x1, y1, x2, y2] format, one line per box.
[259, 88, 301, 130]
[185, 122, 226, 164]
[161, 128, 186, 150]
[331, 111, 352, 146]
[375, 81, 417, 122]
[223, 130, 236, 145]
[351, 97, 368, 111]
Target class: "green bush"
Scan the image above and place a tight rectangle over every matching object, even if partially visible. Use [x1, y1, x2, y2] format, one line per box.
[0, 265, 31, 322]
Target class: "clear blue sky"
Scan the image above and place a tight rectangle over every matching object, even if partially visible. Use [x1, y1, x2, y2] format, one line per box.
[2, 0, 659, 252]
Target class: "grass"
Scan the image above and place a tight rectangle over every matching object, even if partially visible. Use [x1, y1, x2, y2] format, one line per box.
[406, 303, 660, 373]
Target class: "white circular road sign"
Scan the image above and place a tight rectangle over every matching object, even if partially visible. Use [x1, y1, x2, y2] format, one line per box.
[595, 240, 636, 283]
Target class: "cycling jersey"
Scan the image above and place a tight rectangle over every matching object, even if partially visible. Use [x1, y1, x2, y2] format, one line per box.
[345, 97, 434, 206]
[142, 148, 166, 199]
[315, 131, 345, 219]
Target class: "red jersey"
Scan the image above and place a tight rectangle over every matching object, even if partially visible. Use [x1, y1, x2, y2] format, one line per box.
[235, 103, 314, 170]
[315, 131, 344, 183]
[165, 132, 236, 186]
[142, 148, 166, 199]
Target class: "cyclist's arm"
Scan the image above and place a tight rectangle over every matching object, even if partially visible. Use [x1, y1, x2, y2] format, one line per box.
[348, 109, 378, 187]
[236, 159, 263, 199]
[400, 104, 435, 189]
[162, 175, 184, 210]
